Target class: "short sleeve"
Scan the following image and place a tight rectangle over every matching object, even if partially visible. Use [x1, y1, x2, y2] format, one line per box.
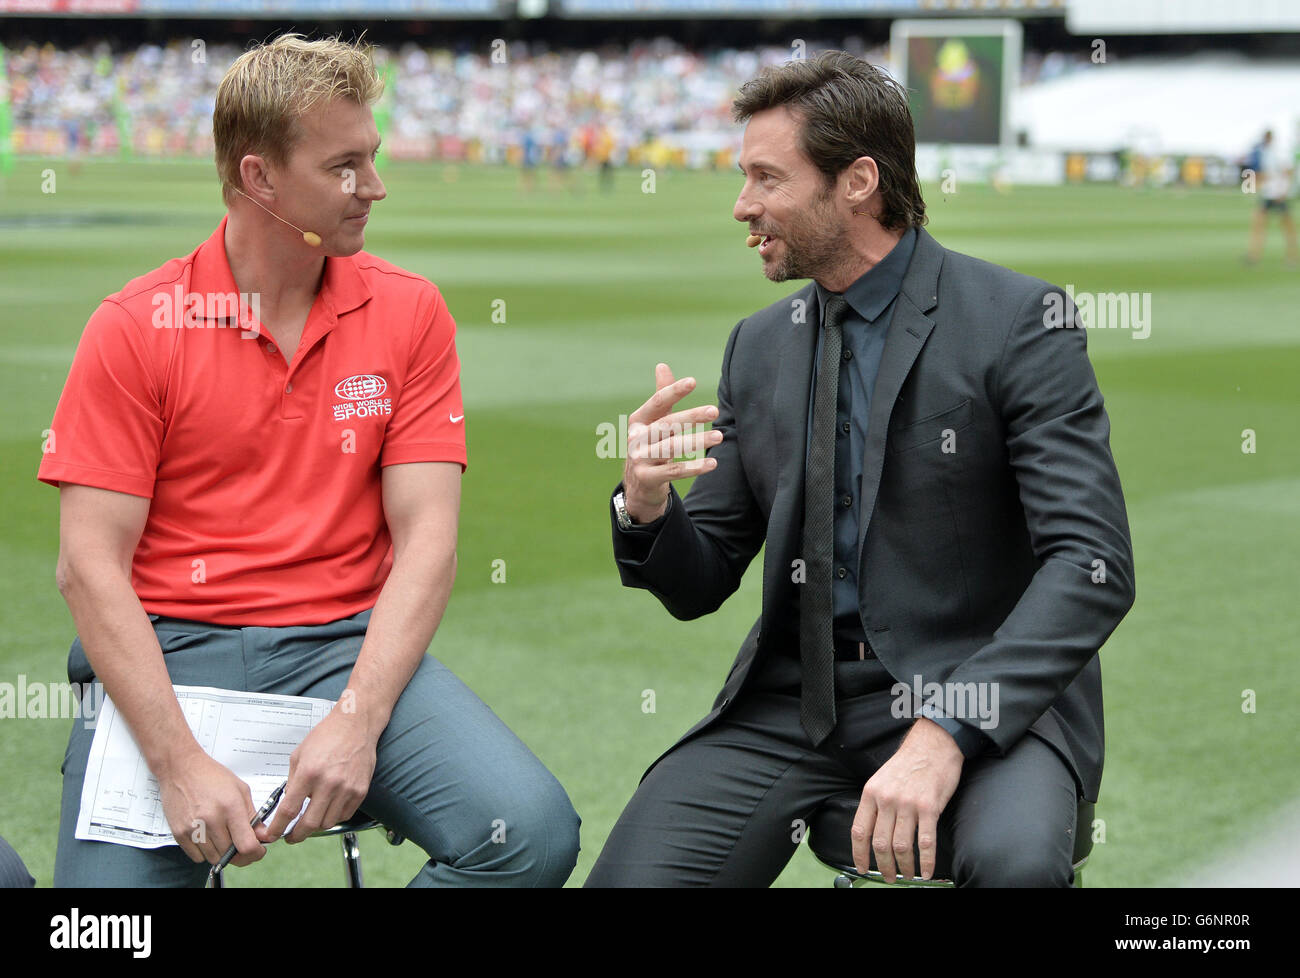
[380, 285, 467, 471]
[37, 299, 163, 498]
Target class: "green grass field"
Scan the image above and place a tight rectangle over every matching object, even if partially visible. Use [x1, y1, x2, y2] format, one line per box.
[1, 159, 1296, 887]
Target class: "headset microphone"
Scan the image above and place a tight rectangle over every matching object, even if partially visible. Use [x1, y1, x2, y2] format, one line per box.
[232, 187, 322, 247]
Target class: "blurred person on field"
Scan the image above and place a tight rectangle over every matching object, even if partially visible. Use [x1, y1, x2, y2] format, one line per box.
[1245, 129, 1298, 266]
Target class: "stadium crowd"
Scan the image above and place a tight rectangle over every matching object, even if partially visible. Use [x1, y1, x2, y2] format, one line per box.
[4, 35, 1090, 169]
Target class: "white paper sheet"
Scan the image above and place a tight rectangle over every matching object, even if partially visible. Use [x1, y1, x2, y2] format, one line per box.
[75, 684, 335, 849]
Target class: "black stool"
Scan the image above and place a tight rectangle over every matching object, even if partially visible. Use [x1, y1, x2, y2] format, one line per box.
[806, 791, 1095, 887]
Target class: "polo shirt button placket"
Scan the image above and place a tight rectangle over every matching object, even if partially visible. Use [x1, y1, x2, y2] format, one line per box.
[280, 367, 302, 420]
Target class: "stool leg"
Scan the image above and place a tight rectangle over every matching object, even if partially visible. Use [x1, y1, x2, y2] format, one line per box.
[341, 831, 364, 888]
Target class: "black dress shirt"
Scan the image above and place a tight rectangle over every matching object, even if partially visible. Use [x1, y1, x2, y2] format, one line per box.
[804, 227, 916, 657]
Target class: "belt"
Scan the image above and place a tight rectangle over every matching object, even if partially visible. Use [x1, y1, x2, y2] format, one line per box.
[771, 636, 877, 662]
[835, 638, 875, 661]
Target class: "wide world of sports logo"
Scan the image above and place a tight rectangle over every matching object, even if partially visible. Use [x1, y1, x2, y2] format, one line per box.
[332, 374, 392, 421]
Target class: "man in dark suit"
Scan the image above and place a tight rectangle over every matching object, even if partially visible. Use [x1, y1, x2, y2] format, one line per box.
[585, 51, 1135, 887]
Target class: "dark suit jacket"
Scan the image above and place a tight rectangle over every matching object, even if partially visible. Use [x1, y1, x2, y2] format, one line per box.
[612, 227, 1135, 802]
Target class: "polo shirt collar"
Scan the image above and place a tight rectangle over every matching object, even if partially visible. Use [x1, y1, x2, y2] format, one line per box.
[320, 247, 372, 318]
[189, 214, 373, 323]
[816, 225, 917, 325]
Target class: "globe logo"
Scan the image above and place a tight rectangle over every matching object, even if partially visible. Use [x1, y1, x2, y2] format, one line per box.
[335, 375, 388, 401]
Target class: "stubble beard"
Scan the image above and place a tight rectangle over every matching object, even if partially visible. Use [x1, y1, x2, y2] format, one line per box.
[764, 188, 852, 284]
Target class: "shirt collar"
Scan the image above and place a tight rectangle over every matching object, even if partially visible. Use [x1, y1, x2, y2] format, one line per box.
[189, 214, 372, 322]
[816, 226, 917, 325]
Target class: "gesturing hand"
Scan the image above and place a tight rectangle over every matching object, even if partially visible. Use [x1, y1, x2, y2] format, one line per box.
[621, 363, 723, 523]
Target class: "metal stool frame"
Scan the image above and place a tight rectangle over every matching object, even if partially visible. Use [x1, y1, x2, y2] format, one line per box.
[208, 816, 404, 888]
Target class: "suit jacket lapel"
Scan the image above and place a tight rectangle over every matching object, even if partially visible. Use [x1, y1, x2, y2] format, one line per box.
[770, 284, 819, 506]
[855, 228, 944, 562]
[762, 283, 818, 625]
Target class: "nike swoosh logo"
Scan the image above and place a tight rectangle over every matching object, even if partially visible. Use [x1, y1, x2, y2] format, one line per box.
[449, 413, 464, 423]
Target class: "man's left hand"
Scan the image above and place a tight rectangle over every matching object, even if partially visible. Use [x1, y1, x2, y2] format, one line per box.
[257, 701, 378, 845]
[850, 717, 964, 883]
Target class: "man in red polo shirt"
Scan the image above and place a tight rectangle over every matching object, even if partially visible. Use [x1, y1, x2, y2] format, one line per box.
[41, 34, 579, 887]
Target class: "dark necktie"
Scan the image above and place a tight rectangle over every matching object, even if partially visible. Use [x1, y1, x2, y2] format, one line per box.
[799, 293, 850, 746]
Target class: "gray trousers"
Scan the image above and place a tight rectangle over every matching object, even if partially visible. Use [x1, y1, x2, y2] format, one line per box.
[55, 609, 580, 887]
[586, 653, 1080, 887]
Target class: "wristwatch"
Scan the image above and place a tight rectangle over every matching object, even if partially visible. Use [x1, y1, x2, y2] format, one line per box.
[613, 491, 634, 530]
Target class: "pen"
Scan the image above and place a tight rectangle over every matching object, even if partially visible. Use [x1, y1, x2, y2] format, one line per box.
[206, 780, 288, 883]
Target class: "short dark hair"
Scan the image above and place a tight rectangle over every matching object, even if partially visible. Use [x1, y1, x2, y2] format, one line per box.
[732, 50, 927, 231]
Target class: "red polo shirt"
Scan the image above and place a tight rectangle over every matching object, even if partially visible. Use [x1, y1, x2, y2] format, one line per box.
[38, 216, 466, 626]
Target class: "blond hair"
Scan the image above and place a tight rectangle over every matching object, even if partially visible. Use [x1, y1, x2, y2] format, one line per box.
[214, 33, 384, 205]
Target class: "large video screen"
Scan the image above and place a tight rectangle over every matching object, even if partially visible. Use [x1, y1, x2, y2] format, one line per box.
[891, 19, 1021, 147]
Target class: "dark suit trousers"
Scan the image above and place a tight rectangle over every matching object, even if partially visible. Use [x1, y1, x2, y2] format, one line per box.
[586, 653, 1079, 887]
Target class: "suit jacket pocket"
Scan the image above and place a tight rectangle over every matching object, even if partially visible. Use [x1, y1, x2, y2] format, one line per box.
[888, 397, 973, 454]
